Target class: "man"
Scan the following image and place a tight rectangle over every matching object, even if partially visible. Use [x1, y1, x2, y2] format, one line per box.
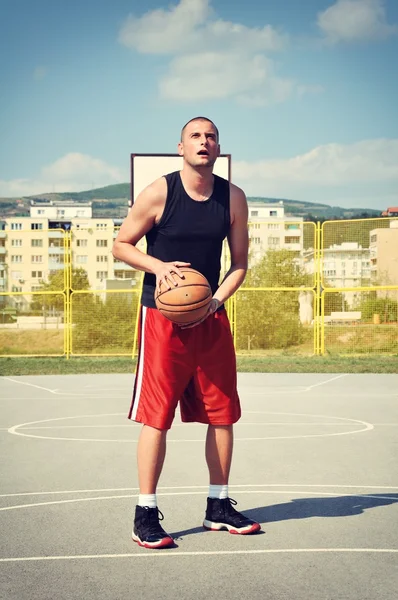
[113, 117, 261, 549]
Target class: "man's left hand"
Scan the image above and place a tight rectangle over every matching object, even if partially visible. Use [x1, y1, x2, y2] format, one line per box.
[180, 298, 221, 329]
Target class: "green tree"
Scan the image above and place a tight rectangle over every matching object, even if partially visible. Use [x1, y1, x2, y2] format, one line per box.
[359, 296, 398, 323]
[72, 292, 138, 353]
[31, 268, 90, 312]
[236, 250, 311, 351]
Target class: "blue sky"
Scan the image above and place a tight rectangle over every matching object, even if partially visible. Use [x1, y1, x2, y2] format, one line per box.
[0, 0, 397, 208]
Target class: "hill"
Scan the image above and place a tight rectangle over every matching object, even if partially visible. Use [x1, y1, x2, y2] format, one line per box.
[0, 183, 382, 220]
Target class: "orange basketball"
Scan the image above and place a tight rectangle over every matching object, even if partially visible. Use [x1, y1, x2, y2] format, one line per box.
[155, 267, 212, 325]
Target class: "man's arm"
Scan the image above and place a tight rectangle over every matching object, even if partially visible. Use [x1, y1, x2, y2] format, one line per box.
[112, 178, 190, 289]
[213, 183, 249, 306]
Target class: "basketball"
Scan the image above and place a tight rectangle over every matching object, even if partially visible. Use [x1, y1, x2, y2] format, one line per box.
[155, 267, 212, 325]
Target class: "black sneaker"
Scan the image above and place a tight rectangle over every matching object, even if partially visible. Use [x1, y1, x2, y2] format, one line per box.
[132, 505, 174, 549]
[203, 497, 261, 535]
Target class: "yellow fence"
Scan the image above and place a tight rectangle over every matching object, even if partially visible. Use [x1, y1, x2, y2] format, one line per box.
[0, 218, 397, 358]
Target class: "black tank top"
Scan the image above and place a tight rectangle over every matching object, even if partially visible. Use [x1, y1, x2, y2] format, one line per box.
[141, 171, 231, 308]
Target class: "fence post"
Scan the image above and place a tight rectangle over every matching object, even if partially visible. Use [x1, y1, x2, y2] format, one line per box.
[65, 231, 71, 359]
[315, 222, 322, 355]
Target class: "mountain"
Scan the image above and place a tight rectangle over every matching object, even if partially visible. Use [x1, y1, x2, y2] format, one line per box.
[0, 183, 382, 220]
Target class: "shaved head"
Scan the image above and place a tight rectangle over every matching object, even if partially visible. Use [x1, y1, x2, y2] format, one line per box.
[181, 117, 219, 143]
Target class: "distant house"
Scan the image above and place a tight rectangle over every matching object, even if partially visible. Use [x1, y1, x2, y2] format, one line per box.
[381, 207, 398, 217]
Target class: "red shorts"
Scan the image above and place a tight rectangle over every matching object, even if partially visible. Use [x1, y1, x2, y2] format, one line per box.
[129, 306, 241, 430]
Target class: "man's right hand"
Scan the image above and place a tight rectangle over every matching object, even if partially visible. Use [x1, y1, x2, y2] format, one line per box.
[155, 261, 191, 295]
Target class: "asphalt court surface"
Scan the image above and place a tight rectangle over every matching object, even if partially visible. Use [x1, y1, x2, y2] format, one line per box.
[0, 372, 398, 600]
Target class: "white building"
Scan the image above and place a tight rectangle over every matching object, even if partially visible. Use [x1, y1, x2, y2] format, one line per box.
[30, 199, 92, 220]
[247, 202, 304, 265]
[303, 242, 371, 307]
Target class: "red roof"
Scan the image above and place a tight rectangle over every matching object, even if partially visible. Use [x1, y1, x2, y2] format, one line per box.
[386, 207, 398, 212]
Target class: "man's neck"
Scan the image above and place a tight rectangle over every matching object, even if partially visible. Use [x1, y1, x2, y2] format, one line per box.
[180, 165, 214, 195]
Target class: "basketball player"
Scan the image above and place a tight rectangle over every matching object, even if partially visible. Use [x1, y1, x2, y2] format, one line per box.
[112, 117, 261, 548]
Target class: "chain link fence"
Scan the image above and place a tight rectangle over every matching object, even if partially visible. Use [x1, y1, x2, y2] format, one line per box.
[0, 218, 397, 357]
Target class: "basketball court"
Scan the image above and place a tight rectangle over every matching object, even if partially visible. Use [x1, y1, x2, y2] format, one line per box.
[1, 372, 397, 599]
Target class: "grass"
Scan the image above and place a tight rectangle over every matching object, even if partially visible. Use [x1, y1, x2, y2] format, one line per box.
[0, 355, 397, 376]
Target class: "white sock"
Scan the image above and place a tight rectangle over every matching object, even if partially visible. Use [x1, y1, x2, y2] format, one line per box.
[209, 484, 228, 499]
[138, 493, 157, 508]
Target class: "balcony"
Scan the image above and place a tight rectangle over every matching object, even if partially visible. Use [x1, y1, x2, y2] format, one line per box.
[48, 247, 65, 255]
[47, 231, 64, 239]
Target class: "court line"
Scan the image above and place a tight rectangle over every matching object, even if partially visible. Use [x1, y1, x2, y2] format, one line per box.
[1, 484, 398, 499]
[2, 378, 58, 394]
[303, 374, 348, 391]
[1, 490, 397, 513]
[1, 548, 397, 563]
[1, 378, 120, 398]
[7, 411, 374, 443]
[12, 423, 358, 430]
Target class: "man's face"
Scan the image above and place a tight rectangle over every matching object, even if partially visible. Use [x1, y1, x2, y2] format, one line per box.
[178, 120, 220, 168]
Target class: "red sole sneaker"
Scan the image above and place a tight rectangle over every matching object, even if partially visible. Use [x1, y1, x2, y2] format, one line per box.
[132, 534, 174, 549]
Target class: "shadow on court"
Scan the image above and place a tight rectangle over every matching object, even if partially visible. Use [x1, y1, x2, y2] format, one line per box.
[171, 494, 398, 538]
[244, 493, 398, 523]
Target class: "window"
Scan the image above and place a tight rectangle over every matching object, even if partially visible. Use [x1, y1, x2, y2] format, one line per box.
[31, 255, 43, 263]
[11, 223, 22, 230]
[49, 239, 62, 248]
[96, 271, 107, 279]
[0, 269, 5, 278]
[76, 255, 88, 264]
[268, 223, 279, 229]
[11, 255, 22, 263]
[250, 211, 258, 217]
[49, 254, 63, 263]
[31, 223, 43, 230]
[285, 236, 300, 244]
[37, 209, 45, 215]
[268, 237, 280, 246]
[270, 210, 277, 217]
[370, 234, 377, 243]
[253, 237, 261, 244]
[31, 271, 43, 278]
[76, 239, 88, 247]
[96, 223, 107, 230]
[31, 285, 42, 292]
[96, 255, 108, 262]
[96, 240, 108, 247]
[12, 285, 22, 292]
[31, 239, 43, 247]
[11, 239, 22, 247]
[11, 271, 22, 279]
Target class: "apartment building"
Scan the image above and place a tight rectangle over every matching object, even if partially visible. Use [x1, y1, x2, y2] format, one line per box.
[247, 202, 304, 264]
[303, 242, 371, 307]
[369, 221, 398, 286]
[0, 201, 145, 308]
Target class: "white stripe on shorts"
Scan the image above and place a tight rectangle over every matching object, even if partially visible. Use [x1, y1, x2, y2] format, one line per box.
[131, 306, 147, 421]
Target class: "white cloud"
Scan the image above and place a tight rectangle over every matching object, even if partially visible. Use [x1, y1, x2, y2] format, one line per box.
[1, 142, 396, 209]
[119, 0, 297, 105]
[0, 153, 126, 197]
[160, 52, 294, 106]
[119, 0, 211, 54]
[317, 0, 397, 43]
[119, 0, 286, 55]
[233, 139, 398, 202]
